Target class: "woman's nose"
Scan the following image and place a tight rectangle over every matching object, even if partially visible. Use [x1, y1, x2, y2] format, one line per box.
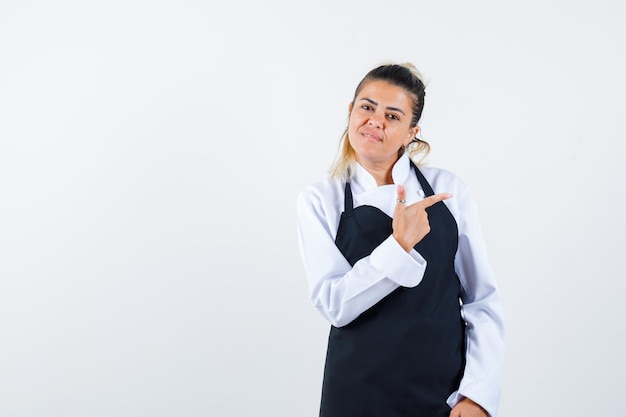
[368, 113, 383, 127]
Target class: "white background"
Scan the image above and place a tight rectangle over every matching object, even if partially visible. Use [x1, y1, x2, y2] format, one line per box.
[1, 1, 624, 416]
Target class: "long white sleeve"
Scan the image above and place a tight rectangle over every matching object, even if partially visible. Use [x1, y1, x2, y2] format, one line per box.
[435, 177, 506, 417]
[296, 182, 427, 327]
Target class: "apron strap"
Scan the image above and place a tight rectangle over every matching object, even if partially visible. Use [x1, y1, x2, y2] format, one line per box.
[411, 162, 435, 197]
[343, 182, 354, 212]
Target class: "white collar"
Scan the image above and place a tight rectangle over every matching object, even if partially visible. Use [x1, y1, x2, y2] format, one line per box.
[352, 153, 412, 190]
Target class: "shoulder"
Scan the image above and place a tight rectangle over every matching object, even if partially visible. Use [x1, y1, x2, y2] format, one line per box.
[297, 176, 345, 213]
[296, 176, 346, 235]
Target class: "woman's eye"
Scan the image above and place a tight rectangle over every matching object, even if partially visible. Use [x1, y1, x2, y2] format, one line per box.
[387, 114, 399, 121]
[361, 105, 373, 111]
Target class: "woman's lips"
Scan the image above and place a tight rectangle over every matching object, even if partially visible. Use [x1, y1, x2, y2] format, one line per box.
[361, 129, 382, 142]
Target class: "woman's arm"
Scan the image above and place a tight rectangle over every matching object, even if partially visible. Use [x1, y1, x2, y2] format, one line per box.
[296, 186, 428, 327]
[446, 184, 506, 417]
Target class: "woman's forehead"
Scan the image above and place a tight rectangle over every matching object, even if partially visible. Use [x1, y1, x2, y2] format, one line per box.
[356, 81, 413, 107]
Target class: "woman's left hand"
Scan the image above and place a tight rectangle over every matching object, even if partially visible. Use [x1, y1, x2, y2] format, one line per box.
[449, 397, 488, 417]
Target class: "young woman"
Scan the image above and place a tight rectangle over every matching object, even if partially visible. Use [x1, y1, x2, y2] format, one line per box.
[297, 63, 505, 417]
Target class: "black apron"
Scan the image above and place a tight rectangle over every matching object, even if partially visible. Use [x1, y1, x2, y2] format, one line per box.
[320, 163, 466, 417]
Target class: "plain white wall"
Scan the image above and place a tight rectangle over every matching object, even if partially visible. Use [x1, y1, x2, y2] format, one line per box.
[1, 1, 624, 416]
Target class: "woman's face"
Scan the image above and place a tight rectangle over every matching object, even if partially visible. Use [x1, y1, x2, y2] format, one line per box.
[348, 80, 418, 169]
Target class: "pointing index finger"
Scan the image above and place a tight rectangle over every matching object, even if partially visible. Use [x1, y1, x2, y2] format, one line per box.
[417, 192, 453, 209]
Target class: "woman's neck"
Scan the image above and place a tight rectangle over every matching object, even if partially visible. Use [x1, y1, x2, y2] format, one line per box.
[357, 159, 396, 186]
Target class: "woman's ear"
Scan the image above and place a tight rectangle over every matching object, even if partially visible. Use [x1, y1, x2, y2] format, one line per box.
[407, 125, 420, 143]
[348, 102, 353, 113]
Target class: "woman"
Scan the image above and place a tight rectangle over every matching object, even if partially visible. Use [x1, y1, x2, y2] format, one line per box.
[296, 63, 505, 417]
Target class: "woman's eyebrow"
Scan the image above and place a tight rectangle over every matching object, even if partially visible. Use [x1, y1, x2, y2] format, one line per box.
[360, 97, 406, 115]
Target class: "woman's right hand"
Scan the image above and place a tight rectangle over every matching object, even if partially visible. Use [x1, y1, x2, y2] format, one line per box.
[392, 184, 452, 252]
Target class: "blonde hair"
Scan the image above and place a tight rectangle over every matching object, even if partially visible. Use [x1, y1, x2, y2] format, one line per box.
[329, 62, 430, 180]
